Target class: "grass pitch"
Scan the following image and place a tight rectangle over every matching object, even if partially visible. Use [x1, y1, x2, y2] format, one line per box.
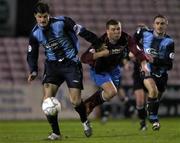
[0, 117, 180, 143]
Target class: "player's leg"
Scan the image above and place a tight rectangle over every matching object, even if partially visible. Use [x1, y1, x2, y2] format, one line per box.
[85, 81, 117, 115]
[118, 87, 128, 102]
[133, 63, 147, 130]
[150, 73, 168, 130]
[143, 77, 160, 130]
[68, 88, 92, 137]
[100, 103, 111, 122]
[43, 83, 61, 140]
[134, 89, 147, 131]
[42, 61, 63, 140]
[84, 69, 117, 115]
[65, 61, 92, 137]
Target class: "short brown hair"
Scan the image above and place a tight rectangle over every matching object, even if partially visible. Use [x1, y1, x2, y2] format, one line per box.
[33, 2, 49, 14]
[106, 19, 119, 29]
[153, 14, 168, 23]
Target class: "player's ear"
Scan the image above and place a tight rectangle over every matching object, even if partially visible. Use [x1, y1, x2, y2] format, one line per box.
[34, 13, 37, 18]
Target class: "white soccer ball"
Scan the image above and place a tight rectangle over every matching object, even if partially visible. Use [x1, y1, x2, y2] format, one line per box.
[42, 97, 61, 116]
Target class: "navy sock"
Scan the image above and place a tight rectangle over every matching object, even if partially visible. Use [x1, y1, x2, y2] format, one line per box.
[137, 107, 147, 121]
[74, 101, 87, 123]
[46, 114, 60, 135]
[147, 97, 159, 123]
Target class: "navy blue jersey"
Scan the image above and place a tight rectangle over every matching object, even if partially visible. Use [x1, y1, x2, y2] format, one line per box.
[134, 27, 175, 76]
[27, 16, 100, 73]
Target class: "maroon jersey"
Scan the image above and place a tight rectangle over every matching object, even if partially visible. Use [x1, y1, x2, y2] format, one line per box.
[81, 32, 147, 73]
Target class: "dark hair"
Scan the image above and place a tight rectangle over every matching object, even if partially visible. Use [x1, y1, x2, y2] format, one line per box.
[33, 2, 49, 14]
[153, 14, 168, 22]
[106, 19, 119, 29]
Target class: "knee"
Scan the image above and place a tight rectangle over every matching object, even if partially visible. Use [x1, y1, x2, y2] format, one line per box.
[104, 89, 117, 100]
[148, 88, 158, 98]
[70, 96, 81, 107]
[136, 98, 145, 107]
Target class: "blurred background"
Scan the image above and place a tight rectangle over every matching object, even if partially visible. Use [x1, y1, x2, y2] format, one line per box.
[0, 0, 180, 120]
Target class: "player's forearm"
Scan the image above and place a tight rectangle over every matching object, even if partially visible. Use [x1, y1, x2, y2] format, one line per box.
[28, 63, 38, 73]
[81, 51, 94, 64]
[79, 29, 102, 49]
[128, 37, 147, 62]
[27, 55, 38, 73]
[93, 50, 109, 60]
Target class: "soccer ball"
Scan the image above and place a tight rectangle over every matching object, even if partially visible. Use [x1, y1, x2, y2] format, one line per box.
[42, 97, 61, 116]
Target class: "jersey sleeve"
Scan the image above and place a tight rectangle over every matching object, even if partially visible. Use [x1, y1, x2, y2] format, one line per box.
[80, 47, 95, 65]
[27, 34, 39, 73]
[64, 16, 102, 49]
[128, 35, 147, 62]
[133, 27, 147, 47]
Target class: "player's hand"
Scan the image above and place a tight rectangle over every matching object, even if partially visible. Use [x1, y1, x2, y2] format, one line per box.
[96, 43, 108, 52]
[99, 48, 109, 57]
[145, 54, 154, 63]
[128, 52, 136, 61]
[141, 61, 151, 77]
[94, 44, 109, 58]
[28, 71, 37, 83]
[141, 61, 148, 71]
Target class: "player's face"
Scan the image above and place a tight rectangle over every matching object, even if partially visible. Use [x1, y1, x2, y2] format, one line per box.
[34, 12, 50, 27]
[153, 17, 168, 36]
[107, 23, 121, 43]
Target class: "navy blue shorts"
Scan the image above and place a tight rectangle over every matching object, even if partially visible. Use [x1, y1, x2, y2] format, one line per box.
[43, 59, 83, 89]
[152, 73, 168, 93]
[133, 68, 168, 93]
[132, 64, 144, 91]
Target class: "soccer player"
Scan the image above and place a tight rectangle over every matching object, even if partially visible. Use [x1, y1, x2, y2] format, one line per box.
[27, 2, 102, 140]
[132, 59, 147, 131]
[81, 19, 148, 116]
[129, 25, 148, 131]
[100, 65, 129, 122]
[134, 15, 175, 130]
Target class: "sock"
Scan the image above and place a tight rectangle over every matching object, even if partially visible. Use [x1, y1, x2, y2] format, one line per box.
[147, 97, 159, 123]
[85, 90, 105, 106]
[74, 101, 87, 123]
[137, 106, 147, 121]
[46, 114, 60, 135]
[84, 90, 105, 115]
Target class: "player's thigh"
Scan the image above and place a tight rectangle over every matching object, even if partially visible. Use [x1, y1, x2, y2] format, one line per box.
[101, 81, 117, 96]
[64, 61, 83, 90]
[43, 83, 59, 100]
[68, 88, 81, 105]
[43, 61, 64, 86]
[143, 78, 158, 97]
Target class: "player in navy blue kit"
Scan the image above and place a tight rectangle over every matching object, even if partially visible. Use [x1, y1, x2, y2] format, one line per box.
[134, 15, 175, 131]
[132, 59, 147, 131]
[81, 19, 148, 116]
[128, 24, 149, 131]
[27, 2, 101, 140]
